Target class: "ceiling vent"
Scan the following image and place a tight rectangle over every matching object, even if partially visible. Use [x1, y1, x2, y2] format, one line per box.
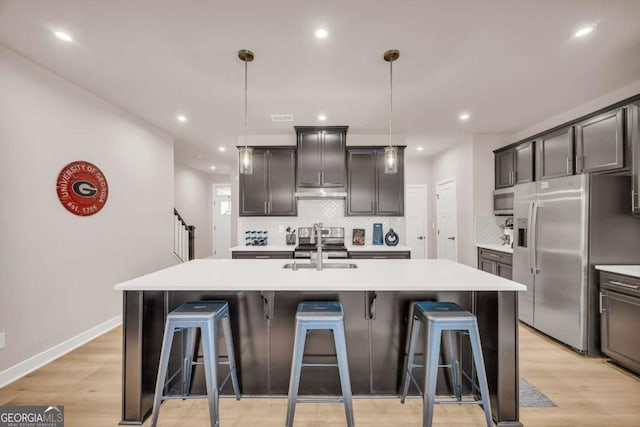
[271, 114, 294, 122]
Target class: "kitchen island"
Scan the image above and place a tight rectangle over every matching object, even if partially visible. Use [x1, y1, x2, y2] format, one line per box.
[115, 259, 525, 426]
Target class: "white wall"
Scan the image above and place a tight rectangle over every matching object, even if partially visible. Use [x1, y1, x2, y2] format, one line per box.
[513, 78, 640, 142]
[427, 139, 474, 265]
[174, 163, 215, 258]
[0, 46, 175, 380]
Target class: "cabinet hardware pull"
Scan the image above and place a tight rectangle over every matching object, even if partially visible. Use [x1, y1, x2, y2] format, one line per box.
[633, 191, 639, 212]
[255, 255, 270, 259]
[609, 281, 639, 290]
[372, 256, 387, 259]
[566, 157, 571, 174]
[365, 291, 377, 319]
[599, 292, 606, 314]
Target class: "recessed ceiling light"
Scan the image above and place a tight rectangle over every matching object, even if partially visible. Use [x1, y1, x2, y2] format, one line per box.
[318, 114, 327, 121]
[417, 146, 424, 151]
[219, 147, 226, 152]
[459, 112, 471, 121]
[210, 166, 217, 170]
[53, 31, 73, 42]
[176, 115, 187, 122]
[573, 26, 594, 38]
[315, 27, 329, 39]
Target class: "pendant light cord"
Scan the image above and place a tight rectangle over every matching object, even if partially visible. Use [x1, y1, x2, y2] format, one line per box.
[244, 58, 248, 148]
[389, 58, 393, 148]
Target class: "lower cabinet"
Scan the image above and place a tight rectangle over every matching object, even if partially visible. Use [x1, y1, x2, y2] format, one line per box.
[349, 251, 411, 259]
[232, 251, 293, 259]
[477, 248, 512, 280]
[600, 271, 640, 374]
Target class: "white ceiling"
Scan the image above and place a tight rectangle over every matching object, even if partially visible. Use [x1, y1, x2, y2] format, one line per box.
[1, 0, 639, 174]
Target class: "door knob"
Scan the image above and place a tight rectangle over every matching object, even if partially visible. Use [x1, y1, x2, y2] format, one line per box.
[447, 237, 455, 241]
[417, 236, 425, 240]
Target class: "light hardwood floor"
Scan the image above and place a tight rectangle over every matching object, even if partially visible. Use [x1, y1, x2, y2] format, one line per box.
[1, 324, 639, 426]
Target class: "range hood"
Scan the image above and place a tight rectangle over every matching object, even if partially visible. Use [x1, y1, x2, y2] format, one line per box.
[295, 188, 347, 199]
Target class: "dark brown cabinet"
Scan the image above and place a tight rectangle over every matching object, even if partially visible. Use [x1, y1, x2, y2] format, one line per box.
[348, 251, 410, 259]
[536, 126, 575, 180]
[575, 108, 626, 173]
[600, 271, 640, 375]
[477, 248, 512, 280]
[346, 147, 404, 216]
[514, 141, 535, 184]
[232, 251, 293, 259]
[494, 141, 534, 189]
[495, 148, 515, 189]
[295, 126, 347, 188]
[630, 103, 640, 215]
[239, 147, 296, 216]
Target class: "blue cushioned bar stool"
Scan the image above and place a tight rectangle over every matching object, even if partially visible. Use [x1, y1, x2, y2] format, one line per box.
[150, 301, 240, 427]
[400, 302, 492, 427]
[286, 301, 354, 427]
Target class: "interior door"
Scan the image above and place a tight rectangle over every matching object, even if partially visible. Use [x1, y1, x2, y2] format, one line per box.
[405, 185, 426, 258]
[436, 179, 457, 261]
[213, 185, 232, 258]
[534, 175, 588, 351]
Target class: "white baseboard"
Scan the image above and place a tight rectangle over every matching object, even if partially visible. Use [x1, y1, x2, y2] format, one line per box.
[0, 315, 122, 388]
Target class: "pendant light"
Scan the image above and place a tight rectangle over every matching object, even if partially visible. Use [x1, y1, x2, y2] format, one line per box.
[383, 49, 399, 174]
[238, 49, 254, 175]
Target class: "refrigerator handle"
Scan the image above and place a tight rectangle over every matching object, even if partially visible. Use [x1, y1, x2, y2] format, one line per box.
[531, 200, 539, 274]
[527, 201, 534, 274]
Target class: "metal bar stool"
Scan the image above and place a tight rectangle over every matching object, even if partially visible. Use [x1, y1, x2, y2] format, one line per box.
[400, 301, 492, 427]
[151, 301, 240, 427]
[286, 301, 354, 427]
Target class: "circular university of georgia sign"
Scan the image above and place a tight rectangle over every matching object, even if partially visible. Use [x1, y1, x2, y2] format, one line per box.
[56, 161, 109, 216]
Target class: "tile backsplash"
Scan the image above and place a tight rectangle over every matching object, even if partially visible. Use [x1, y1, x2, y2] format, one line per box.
[475, 215, 511, 245]
[238, 199, 405, 246]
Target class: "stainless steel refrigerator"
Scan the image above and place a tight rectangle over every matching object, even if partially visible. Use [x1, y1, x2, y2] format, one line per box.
[513, 174, 640, 354]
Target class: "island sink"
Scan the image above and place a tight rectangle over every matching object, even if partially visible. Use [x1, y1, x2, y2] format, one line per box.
[283, 262, 358, 269]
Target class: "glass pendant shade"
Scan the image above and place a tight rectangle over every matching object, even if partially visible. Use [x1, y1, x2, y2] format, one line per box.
[239, 146, 253, 175]
[384, 146, 398, 174]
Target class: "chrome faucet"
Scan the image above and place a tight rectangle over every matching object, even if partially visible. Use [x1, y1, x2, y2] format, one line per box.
[311, 223, 323, 271]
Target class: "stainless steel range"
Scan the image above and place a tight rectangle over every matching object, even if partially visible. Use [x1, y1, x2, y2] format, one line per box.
[294, 226, 348, 259]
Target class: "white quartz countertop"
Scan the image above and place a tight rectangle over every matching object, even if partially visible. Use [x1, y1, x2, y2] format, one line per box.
[230, 245, 294, 252]
[476, 243, 513, 254]
[595, 265, 640, 278]
[345, 244, 412, 252]
[114, 259, 526, 292]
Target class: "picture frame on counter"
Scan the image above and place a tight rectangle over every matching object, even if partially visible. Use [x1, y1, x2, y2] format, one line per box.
[352, 228, 365, 245]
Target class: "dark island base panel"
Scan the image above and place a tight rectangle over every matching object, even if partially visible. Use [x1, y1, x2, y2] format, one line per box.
[120, 290, 521, 427]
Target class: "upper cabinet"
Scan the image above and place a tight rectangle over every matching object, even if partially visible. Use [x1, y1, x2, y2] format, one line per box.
[295, 126, 347, 188]
[514, 140, 535, 184]
[494, 147, 514, 189]
[346, 147, 404, 216]
[494, 140, 534, 189]
[536, 126, 575, 180]
[239, 147, 297, 216]
[575, 107, 627, 174]
[631, 103, 640, 215]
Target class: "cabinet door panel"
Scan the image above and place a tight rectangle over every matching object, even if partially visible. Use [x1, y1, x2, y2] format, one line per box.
[268, 149, 297, 216]
[497, 263, 512, 280]
[537, 127, 574, 180]
[297, 131, 322, 187]
[601, 290, 640, 374]
[321, 130, 346, 187]
[347, 150, 376, 215]
[239, 150, 268, 216]
[515, 142, 534, 184]
[495, 148, 514, 189]
[576, 108, 625, 173]
[376, 149, 404, 215]
[480, 259, 496, 275]
[632, 103, 640, 215]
